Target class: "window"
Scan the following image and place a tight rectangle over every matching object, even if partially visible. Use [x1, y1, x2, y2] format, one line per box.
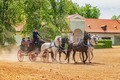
[101, 37, 111, 40]
[101, 25, 107, 31]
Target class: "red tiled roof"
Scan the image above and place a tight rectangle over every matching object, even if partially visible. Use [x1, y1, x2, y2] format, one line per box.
[15, 17, 120, 34]
[85, 18, 120, 34]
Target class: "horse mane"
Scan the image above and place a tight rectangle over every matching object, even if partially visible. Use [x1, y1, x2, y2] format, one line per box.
[54, 35, 61, 41]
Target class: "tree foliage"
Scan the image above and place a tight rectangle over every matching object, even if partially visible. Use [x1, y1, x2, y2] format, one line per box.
[49, 0, 69, 32]
[0, 0, 101, 44]
[0, 0, 22, 45]
[78, 4, 100, 18]
[22, 0, 69, 41]
[21, 0, 50, 36]
[39, 23, 59, 41]
[66, 2, 100, 18]
[111, 15, 120, 20]
[67, 1, 79, 15]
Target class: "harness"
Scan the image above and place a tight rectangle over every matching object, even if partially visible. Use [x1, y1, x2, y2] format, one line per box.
[77, 39, 88, 47]
[82, 42, 88, 47]
[42, 42, 60, 52]
[49, 42, 60, 49]
[54, 42, 60, 48]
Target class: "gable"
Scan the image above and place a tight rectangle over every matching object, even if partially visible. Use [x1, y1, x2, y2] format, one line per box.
[67, 14, 85, 20]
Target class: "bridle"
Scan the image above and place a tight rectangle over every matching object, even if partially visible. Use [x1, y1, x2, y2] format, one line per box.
[92, 36, 98, 45]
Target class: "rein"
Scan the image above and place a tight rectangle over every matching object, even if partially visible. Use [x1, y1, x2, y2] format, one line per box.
[54, 42, 59, 48]
[48, 42, 60, 49]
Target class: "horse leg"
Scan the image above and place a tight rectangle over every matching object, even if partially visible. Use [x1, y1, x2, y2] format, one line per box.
[59, 52, 62, 63]
[81, 52, 85, 64]
[46, 52, 49, 63]
[88, 50, 91, 63]
[63, 51, 66, 57]
[73, 51, 76, 63]
[54, 50, 58, 63]
[64, 50, 69, 63]
[84, 51, 88, 64]
[62, 51, 67, 60]
[90, 51, 94, 62]
[79, 52, 83, 62]
[51, 52, 54, 62]
[66, 50, 70, 63]
[65, 50, 68, 61]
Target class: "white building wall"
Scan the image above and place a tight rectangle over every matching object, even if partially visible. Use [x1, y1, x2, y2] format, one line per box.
[90, 33, 115, 45]
[15, 32, 22, 45]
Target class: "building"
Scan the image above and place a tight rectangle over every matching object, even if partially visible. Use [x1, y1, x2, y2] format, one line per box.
[85, 18, 120, 45]
[67, 14, 85, 43]
[15, 24, 23, 45]
[15, 14, 120, 45]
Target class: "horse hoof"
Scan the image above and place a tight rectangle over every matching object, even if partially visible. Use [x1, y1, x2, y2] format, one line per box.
[83, 61, 86, 64]
[75, 62, 77, 64]
[89, 62, 92, 63]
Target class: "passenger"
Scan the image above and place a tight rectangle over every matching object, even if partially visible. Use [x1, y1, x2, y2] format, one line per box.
[27, 37, 31, 44]
[27, 37, 31, 53]
[21, 38, 26, 46]
[20, 38, 26, 51]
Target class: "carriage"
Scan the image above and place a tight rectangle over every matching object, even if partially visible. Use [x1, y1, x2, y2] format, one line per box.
[17, 14, 97, 63]
[17, 38, 45, 62]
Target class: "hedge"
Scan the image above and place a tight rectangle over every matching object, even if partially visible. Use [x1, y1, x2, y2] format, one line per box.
[95, 40, 112, 49]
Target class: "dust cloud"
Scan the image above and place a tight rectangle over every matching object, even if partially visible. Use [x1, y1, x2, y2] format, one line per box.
[0, 46, 19, 62]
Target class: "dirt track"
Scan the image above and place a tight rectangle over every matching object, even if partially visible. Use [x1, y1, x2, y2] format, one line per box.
[0, 47, 120, 80]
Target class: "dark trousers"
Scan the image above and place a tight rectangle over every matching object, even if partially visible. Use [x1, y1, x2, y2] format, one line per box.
[33, 37, 37, 44]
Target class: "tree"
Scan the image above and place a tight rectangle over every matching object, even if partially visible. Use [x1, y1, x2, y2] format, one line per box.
[0, 0, 22, 45]
[111, 15, 120, 20]
[78, 4, 100, 18]
[39, 23, 58, 41]
[21, 0, 50, 37]
[49, 0, 69, 33]
[21, 0, 69, 41]
[66, 2, 100, 18]
[66, 0, 79, 15]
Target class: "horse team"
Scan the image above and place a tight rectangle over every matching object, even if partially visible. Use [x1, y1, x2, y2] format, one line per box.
[18, 33, 98, 64]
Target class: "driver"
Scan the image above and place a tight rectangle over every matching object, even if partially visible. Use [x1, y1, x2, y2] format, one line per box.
[32, 28, 40, 44]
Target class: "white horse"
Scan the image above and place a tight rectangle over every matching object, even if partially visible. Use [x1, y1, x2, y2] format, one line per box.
[40, 36, 62, 63]
[87, 34, 98, 63]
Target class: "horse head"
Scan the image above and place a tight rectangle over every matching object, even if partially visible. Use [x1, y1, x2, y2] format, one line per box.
[84, 33, 91, 40]
[54, 35, 62, 46]
[60, 37, 69, 48]
[89, 34, 98, 46]
[83, 33, 91, 46]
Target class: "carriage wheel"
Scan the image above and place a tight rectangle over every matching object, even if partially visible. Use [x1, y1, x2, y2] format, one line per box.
[17, 50, 24, 62]
[29, 52, 37, 62]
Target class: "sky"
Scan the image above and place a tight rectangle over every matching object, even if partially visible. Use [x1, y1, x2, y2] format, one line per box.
[72, 0, 120, 19]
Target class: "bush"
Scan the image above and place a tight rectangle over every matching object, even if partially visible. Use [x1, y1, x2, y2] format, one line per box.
[95, 39, 112, 49]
